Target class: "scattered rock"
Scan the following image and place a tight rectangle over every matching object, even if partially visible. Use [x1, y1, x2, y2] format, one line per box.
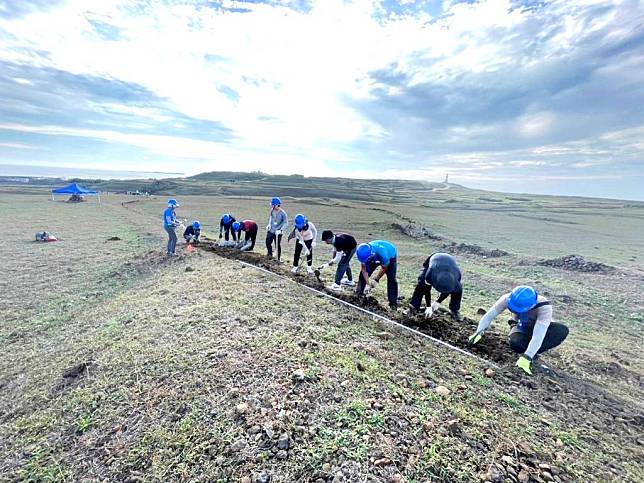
[254, 471, 270, 483]
[292, 369, 306, 382]
[391, 474, 403, 483]
[541, 471, 554, 482]
[276, 450, 288, 459]
[446, 419, 459, 435]
[356, 361, 366, 372]
[435, 385, 451, 396]
[241, 477, 252, 483]
[322, 463, 332, 473]
[374, 457, 393, 467]
[277, 433, 290, 450]
[485, 368, 495, 377]
[185, 266, 195, 272]
[501, 455, 515, 466]
[376, 331, 393, 340]
[235, 403, 250, 415]
[230, 439, 246, 452]
[517, 470, 529, 483]
[477, 307, 487, 316]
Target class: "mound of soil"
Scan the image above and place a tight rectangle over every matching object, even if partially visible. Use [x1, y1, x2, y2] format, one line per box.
[451, 243, 509, 258]
[538, 254, 614, 273]
[391, 222, 442, 241]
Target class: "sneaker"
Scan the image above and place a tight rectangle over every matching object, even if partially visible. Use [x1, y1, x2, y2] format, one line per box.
[291, 266, 299, 273]
[450, 310, 463, 322]
[341, 279, 356, 287]
[327, 283, 342, 292]
[307, 266, 314, 274]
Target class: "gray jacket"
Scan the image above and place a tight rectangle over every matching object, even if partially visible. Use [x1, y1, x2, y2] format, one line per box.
[268, 209, 288, 233]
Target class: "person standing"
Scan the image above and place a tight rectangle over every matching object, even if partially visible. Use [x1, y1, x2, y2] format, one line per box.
[408, 252, 463, 321]
[265, 197, 288, 261]
[219, 213, 237, 241]
[163, 198, 181, 256]
[233, 220, 259, 251]
[356, 240, 399, 310]
[320, 230, 357, 291]
[291, 214, 318, 275]
[469, 286, 569, 375]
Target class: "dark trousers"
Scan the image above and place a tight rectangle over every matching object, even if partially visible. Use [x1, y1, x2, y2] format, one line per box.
[294, 239, 313, 267]
[509, 322, 569, 355]
[266, 232, 283, 260]
[335, 248, 355, 284]
[356, 258, 398, 308]
[165, 226, 177, 255]
[410, 283, 462, 312]
[223, 225, 237, 241]
[245, 227, 258, 250]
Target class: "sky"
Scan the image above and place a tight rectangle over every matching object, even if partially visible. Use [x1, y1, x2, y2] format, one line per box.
[0, 0, 643, 200]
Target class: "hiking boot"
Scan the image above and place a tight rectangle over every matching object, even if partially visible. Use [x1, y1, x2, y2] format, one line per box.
[327, 283, 342, 292]
[450, 310, 463, 322]
[389, 304, 398, 312]
[306, 266, 314, 275]
[341, 279, 356, 287]
[291, 266, 299, 273]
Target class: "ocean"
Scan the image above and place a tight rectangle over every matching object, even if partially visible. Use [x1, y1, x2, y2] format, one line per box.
[0, 164, 183, 180]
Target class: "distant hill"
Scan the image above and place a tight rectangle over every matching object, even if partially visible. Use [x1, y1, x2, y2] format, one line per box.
[0, 170, 460, 204]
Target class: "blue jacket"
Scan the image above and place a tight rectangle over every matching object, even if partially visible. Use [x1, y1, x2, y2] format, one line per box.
[369, 240, 397, 266]
[163, 207, 177, 228]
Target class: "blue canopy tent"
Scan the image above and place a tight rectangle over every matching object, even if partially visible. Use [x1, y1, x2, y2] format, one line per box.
[51, 183, 100, 203]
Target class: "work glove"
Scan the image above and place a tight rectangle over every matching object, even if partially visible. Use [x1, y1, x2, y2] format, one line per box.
[424, 306, 434, 319]
[468, 332, 483, 345]
[312, 241, 317, 248]
[363, 285, 372, 295]
[266, 224, 271, 231]
[369, 279, 379, 289]
[304, 249, 311, 256]
[276, 230, 283, 236]
[516, 355, 533, 376]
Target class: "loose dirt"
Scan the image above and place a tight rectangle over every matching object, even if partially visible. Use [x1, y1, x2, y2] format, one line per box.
[538, 254, 615, 273]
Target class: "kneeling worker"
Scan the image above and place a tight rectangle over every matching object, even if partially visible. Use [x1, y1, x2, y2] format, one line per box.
[184, 220, 201, 244]
[469, 286, 569, 375]
[232, 220, 258, 251]
[320, 230, 357, 291]
[408, 252, 463, 321]
[356, 240, 398, 310]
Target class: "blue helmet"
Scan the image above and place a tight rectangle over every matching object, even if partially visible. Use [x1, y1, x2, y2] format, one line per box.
[356, 243, 374, 263]
[222, 214, 232, 225]
[271, 197, 281, 207]
[294, 213, 307, 229]
[167, 198, 179, 207]
[508, 286, 538, 313]
[192, 220, 201, 229]
[232, 221, 242, 232]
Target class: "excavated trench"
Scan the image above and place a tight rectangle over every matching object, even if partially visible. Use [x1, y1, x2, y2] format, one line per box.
[197, 239, 517, 365]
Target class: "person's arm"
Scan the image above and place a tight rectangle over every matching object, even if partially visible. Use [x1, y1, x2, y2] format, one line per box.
[475, 295, 509, 333]
[361, 263, 370, 284]
[375, 264, 388, 282]
[523, 305, 553, 359]
[310, 222, 318, 243]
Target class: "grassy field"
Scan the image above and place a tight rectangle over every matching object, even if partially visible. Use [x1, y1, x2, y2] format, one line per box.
[0, 186, 642, 482]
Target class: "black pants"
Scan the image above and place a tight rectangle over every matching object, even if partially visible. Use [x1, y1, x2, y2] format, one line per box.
[335, 248, 355, 284]
[509, 322, 569, 355]
[266, 231, 283, 260]
[245, 227, 258, 250]
[410, 283, 462, 312]
[356, 259, 398, 308]
[294, 239, 313, 267]
[222, 225, 237, 241]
